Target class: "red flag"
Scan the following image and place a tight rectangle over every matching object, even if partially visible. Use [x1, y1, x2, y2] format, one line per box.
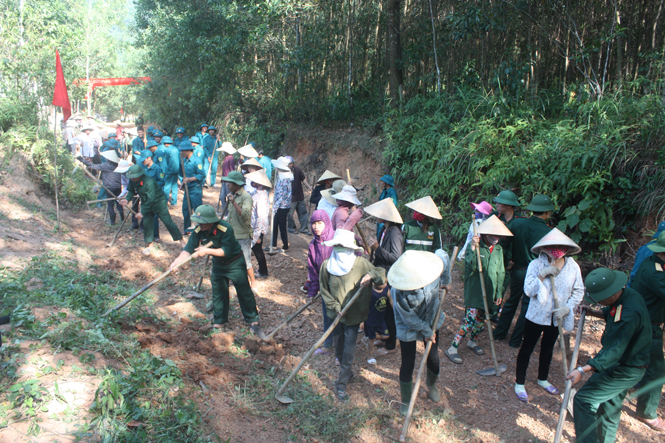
[52, 50, 71, 122]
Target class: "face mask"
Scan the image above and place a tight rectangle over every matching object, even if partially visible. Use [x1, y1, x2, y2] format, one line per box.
[545, 247, 567, 260]
[333, 246, 347, 253]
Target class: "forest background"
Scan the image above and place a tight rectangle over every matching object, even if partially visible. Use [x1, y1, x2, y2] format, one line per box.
[1, 0, 665, 262]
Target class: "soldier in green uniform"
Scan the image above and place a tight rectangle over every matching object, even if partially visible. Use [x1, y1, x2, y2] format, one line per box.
[493, 194, 554, 348]
[178, 141, 205, 234]
[567, 267, 651, 443]
[631, 231, 665, 432]
[168, 205, 267, 339]
[401, 196, 442, 252]
[120, 165, 185, 255]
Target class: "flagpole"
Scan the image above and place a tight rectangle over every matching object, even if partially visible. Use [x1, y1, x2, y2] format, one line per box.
[53, 106, 60, 231]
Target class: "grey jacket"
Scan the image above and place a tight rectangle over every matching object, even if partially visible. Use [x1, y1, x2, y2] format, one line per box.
[393, 279, 444, 342]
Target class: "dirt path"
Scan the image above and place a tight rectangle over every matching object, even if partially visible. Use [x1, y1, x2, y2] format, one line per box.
[1, 147, 663, 442]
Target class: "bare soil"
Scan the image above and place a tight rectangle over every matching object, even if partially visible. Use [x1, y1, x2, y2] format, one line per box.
[0, 129, 662, 443]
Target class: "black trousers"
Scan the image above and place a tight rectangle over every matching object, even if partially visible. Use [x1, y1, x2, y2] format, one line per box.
[384, 298, 397, 350]
[252, 234, 268, 276]
[272, 208, 289, 248]
[515, 318, 559, 385]
[106, 187, 124, 224]
[399, 330, 440, 383]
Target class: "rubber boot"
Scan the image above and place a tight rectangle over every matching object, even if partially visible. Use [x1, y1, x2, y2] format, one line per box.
[399, 381, 413, 416]
[426, 369, 440, 402]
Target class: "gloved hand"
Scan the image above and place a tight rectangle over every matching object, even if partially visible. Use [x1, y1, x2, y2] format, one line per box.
[553, 306, 570, 320]
[539, 266, 560, 279]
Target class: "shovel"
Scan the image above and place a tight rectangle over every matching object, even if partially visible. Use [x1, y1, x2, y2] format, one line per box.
[275, 285, 365, 404]
[107, 196, 137, 248]
[400, 246, 459, 443]
[266, 293, 321, 341]
[473, 217, 507, 377]
[102, 241, 212, 316]
[554, 310, 586, 443]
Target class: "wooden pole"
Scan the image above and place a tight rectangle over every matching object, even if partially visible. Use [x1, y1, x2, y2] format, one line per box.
[53, 107, 61, 231]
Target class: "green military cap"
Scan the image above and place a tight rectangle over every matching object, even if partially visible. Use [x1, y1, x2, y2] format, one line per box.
[647, 231, 665, 253]
[584, 267, 628, 303]
[191, 205, 220, 225]
[126, 164, 145, 179]
[222, 170, 245, 186]
[494, 190, 520, 207]
[525, 194, 555, 212]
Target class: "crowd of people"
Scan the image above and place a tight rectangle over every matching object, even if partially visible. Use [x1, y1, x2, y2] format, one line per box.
[59, 117, 665, 442]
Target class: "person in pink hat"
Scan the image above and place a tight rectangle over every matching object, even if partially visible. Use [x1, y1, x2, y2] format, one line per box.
[458, 201, 494, 261]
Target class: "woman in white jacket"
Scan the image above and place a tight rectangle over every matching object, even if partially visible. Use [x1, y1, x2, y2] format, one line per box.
[514, 228, 584, 402]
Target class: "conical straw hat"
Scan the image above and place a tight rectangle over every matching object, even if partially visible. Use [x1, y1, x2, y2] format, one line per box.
[244, 169, 272, 188]
[272, 157, 290, 172]
[476, 215, 513, 237]
[216, 142, 236, 154]
[531, 228, 581, 256]
[388, 250, 444, 291]
[405, 196, 442, 220]
[241, 158, 263, 170]
[317, 170, 341, 183]
[100, 150, 120, 163]
[238, 144, 259, 158]
[364, 198, 403, 224]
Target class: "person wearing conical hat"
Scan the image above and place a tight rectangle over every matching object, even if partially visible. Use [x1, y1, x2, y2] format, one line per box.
[77, 151, 125, 225]
[445, 215, 511, 365]
[567, 268, 651, 443]
[246, 170, 271, 279]
[240, 158, 263, 195]
[319, 229, 387, 402]
[203, 125, 222, 188]
[514, 228, 584, 402]
[389, 250, 446, 415]
[630, 231, 665, 431]
[317, 179, 346, 221]
[494, 194, 554, 348]
[376, 174, 398, 241]
[458, 201, 494, 262]
[402, 196, 442, 253]
[218, 142, 237, 216]
[120, 165, 185, 255]
[72, 125, 96, 160]
[364, 198, 404, 359]
[168, 205, 267, 340]
[310, 170, 341, 209]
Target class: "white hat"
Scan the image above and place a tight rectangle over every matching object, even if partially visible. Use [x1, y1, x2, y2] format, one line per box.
[81, 125, 95, 132]
[272, 157, 291, 172]
[216, 141, 236, 154]
[114, 159, 132, 173]
[364, 198, 403, 224]
[323, 229, 363, 251]
[245, 169, 272, 188]
[332, 185, 362, 206]
[531, 228, 581, 256]
[100, 150, 120, 163]
[388, 250, 444, 291]
[405, 196, 442, 220]
[238, 144, 259, 158]
[240, 158, 263, 170]
[317, 170, 341, 183]
[476, 215, 513, 237]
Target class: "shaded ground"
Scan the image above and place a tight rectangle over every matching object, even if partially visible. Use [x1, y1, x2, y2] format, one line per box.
[0, 133, 663, 442]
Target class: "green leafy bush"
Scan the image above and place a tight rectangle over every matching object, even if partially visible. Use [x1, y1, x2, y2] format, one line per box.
[385, 88, 665, 252]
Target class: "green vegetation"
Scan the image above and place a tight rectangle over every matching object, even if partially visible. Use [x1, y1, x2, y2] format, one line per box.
[0, 254, 216, 441]
[384, 88, 665, 251]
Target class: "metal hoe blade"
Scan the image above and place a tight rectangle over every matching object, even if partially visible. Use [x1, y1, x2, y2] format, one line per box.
[477, 364, 507, 377]
[275, 394, 295, 405]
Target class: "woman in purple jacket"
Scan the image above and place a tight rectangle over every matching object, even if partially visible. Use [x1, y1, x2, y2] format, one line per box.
[308, 210, 335, 354]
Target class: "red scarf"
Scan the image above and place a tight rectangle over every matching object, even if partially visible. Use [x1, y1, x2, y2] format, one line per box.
[413, 211, 426, 222]
[545, 247, 567, 260]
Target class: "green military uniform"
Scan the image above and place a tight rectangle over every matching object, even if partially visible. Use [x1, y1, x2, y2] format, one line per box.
[463, 241, 505, 310]
[574, 286, 651, 443]
[631, 235, 665, 421]
[488, 210, 516, 317]
[125, 166, 182, 244]
[494, 214, 552, 346]
[402, 220, 442, 252]
[184, 218, 259, 325]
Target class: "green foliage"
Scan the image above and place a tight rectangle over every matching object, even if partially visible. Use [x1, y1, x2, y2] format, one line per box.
[91, 353, 205, 442]
[385, 88, 665, 251]
[7, 379, 51, 417]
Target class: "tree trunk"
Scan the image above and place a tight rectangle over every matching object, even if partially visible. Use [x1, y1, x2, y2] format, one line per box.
[387, 0, 403, 108]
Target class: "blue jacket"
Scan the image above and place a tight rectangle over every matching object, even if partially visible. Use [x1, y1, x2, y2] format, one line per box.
[379, 187, 398, 205]
[132, 137, 145, 155]
[181, 153, 205, 193]
[258, 155, 273, 180]
[99, 141, 120, 163]
[202, 136, 220, 159]
[143, 163, 165, 188]
[173, 135, 190, 148]
[152, 145, 169, 175]
[629, 222, 665, 287]
[165, 145, 181, 176]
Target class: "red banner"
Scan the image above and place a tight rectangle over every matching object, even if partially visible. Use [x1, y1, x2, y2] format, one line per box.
[52, 50, 71, 122]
